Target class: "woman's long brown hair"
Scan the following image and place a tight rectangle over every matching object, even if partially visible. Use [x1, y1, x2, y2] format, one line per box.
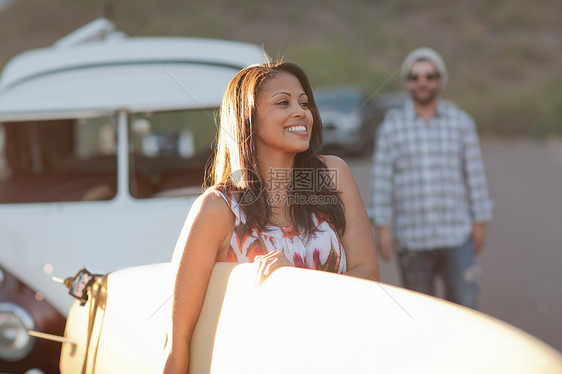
[209, 61, 345, 237]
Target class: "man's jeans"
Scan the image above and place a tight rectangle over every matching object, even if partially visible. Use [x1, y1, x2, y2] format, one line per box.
[397, 239, 479, 309]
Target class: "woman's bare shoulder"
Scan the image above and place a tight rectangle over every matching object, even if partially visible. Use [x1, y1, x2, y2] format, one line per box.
[193, 188, 234, 222]
[320, 155, 358, 194]
[320, 155, 351, 173]
[171, 188, 234, 265]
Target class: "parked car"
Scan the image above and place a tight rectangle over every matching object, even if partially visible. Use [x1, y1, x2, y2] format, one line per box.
[314, 86, 384, 157]
[0, 17, 264, 373]
[316, 87, 411, 159]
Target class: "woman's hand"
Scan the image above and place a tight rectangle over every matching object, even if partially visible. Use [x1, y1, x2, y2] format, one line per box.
[254, 251, 292, 286]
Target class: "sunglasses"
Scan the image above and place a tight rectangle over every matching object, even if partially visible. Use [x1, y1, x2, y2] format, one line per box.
[407, 73, 440, 82]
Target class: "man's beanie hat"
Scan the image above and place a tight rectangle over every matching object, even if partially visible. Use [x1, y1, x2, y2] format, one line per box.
[400, 47, 448, 89]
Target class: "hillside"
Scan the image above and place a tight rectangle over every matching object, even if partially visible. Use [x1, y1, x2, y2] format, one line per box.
[0, 0, 560, 137]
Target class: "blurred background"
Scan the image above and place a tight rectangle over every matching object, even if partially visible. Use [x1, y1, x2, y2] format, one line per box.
[1, 0, 560, 137]
[0, 0, 560, 353]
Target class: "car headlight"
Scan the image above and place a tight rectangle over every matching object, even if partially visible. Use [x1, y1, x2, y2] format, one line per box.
[0, 302, 36, 361]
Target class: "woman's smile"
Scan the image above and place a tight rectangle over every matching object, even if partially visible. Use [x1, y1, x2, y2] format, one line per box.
[284, 124, 308, 134]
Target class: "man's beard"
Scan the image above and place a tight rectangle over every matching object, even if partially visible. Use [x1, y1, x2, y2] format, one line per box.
[412, 88, 438, 106]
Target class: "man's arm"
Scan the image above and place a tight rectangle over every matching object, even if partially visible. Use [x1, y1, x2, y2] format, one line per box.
[371, 119, 395, 259]
[462, 115, 494, 252]
[375, 226, 395, 260]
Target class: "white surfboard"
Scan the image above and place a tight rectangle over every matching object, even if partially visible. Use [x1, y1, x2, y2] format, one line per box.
[60, 262, 562, 373]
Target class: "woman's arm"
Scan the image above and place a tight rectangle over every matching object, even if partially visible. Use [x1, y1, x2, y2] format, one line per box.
[161, 189, 234, 373]
[323, 155, 380, 281]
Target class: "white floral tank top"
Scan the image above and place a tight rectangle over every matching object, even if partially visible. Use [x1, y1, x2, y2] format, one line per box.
[214, 187, 347, 274]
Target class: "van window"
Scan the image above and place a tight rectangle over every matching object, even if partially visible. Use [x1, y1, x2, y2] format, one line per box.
[129, 108, 217, 198]
[0, 116, 117, 203]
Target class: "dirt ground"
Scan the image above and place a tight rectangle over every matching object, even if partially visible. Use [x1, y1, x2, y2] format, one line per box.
[349, 138, 562, 352]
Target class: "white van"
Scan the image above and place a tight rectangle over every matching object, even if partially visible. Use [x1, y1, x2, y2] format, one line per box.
[0, 18, 264, 373]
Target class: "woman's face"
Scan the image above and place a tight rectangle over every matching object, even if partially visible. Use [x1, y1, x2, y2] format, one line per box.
[254, 72, 313, 156]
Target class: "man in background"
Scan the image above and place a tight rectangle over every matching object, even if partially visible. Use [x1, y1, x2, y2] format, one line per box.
[371, 47, 493, 308]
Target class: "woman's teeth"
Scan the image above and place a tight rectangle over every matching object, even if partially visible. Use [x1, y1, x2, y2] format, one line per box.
[285, 125, 306, 133]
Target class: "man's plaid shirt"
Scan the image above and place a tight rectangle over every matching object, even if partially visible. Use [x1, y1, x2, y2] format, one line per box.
[371, 99, 494, 251]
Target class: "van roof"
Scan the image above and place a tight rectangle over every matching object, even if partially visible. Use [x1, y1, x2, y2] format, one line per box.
[0, 19, 265, 120]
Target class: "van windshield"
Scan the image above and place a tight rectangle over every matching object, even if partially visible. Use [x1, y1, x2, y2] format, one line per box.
[0, 108, 218, 203]
[0, 116, 117, 203]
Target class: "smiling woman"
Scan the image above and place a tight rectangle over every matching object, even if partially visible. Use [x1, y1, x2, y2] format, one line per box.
[161, 62, 380, 373]
[211, 62, 347, 237]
